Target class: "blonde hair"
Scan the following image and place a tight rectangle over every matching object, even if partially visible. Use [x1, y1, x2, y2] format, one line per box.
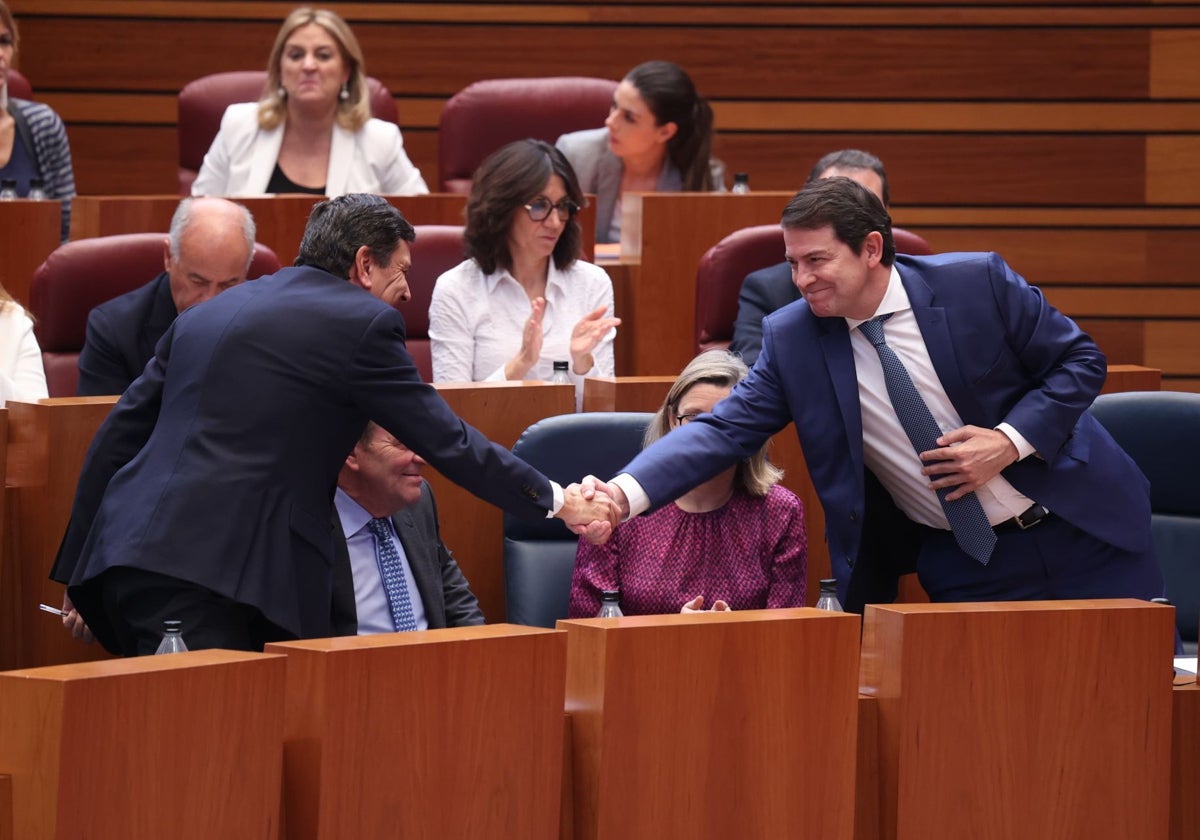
[644, 349, 782, 497]
[0, 1, 18, 54]
[257, 7, 370, 132]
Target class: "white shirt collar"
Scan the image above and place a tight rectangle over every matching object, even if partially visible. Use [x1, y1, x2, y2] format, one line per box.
[845, 265, 909, 331]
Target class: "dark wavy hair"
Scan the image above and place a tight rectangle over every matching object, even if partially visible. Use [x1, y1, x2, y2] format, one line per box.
[464, 139, 584, 275]
[782, 177, 896, 267]
[296, 193, 415, 279]
[624, 60, 715, 191]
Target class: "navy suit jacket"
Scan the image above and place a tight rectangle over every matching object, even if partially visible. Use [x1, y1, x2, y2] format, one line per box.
[729, 261, 798, 367]
[622, 252, 1151, 610]
[330, 481, 484, 633]
[77, 272, 177, 396]
[52, 266, 551, 653]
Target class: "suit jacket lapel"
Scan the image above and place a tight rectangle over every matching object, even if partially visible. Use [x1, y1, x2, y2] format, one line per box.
[393, 509, 444, 629]
[141, 274, 179, 362]
[899, 264, 986, 424]
[819, 318, 865, 484]
[249, 122, 284, 193]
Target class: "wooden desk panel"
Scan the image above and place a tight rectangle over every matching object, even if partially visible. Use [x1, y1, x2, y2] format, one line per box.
[562, 609, 860, 839]
[1172, 682, 1200, 840]
[0, 650, 285, 840]
[0, 201, 61, 307]
[268, 625, 565, 840]
[861, 600, 1174, 840]
[3, 398, 118, 670]
[429, 381, 575, 622]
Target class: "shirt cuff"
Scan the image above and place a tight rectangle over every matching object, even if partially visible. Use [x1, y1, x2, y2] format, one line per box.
[610, 473, 650, 518]
[547, 481, 564, 517]
[484, 366, 507, 383]
[996, 422, 1037, 460]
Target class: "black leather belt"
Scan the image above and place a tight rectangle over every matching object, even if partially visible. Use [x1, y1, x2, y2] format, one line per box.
[994, 503, 1051, 533]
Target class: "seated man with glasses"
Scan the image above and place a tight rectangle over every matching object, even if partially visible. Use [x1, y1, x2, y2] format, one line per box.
[429, 139, 620, 407]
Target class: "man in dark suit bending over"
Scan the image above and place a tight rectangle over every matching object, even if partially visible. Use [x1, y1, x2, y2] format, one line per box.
[332, 422, 483, 633]
[53, 193, 617, 655]
[77, 196, 255, 395]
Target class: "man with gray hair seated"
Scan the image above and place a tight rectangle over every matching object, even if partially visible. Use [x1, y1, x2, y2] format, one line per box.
[76, 196, 256, 395]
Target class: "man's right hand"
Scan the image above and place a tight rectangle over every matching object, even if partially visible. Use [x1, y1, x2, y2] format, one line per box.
[580, 474, 629, 519]
[62, 593, 95, 644]
[558, 482, 621, 544]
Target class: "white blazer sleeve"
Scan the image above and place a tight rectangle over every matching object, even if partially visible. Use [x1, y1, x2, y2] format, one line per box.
[0, 307, 49, 406]
[374, 122, 429, 196]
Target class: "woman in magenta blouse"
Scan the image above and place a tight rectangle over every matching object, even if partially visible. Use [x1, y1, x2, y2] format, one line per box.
[569, 350, 807, 617]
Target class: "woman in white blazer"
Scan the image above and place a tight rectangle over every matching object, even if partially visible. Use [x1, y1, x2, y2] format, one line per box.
[0, 283, 48, 407]
[193, 7, 427, 198]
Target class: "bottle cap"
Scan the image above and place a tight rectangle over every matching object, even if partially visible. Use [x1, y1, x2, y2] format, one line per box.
[29, 177, 44, 188]
[600, 589, 620, 600]
[553, 360, 569, 371]
[734, 172, 749, 182]
[0, 179, 16, 188]
[818, 578, 837, 590]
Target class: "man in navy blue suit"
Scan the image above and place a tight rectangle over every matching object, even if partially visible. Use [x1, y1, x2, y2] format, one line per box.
[77, 196, 256, 396]
[52, 194, 617, 655]
[590, 177, 1165, 612]
[730, 149, 888, 366]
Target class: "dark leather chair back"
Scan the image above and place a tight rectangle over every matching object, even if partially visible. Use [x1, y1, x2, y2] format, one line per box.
[6, 69, 32, 99]
[176, 71, 398, 194]
[30, 233, 280, 396]
[693, 223, 934, 353]
[397, 225, 464, 381]
[504, 412, 653, 626]
[1090, 390, 1200, 649]
[437, 76, 617, 194]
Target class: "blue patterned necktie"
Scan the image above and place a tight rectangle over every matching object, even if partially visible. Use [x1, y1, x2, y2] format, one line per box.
[366, 517, 419, 631]
[858, 314, 997, 564]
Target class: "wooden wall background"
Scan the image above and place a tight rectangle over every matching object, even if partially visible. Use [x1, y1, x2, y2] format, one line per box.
[8, 0, 1200, 390]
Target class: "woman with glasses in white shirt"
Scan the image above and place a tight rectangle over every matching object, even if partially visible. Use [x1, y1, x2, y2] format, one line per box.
[429, 139, 620, 402]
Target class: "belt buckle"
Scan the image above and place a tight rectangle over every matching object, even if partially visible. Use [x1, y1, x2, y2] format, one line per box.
[1015, 504, 1048, 530]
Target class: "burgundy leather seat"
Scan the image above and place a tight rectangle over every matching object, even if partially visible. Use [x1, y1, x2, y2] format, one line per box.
[437, 76, 617, 194]
[396, 225, 465, 381]
[5, 68, 32, 99]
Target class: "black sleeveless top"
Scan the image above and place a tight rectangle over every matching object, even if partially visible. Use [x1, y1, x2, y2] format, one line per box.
[266, 163, 325, 196]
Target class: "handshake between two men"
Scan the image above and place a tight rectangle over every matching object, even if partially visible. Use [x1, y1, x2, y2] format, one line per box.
[557, 476, 630, 545]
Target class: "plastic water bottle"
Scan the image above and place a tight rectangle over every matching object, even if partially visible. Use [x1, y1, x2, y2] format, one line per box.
[731, 173, 750, 195]
[154, 619, 189, 654]
[27, 177, 47, 201]
[814, 579, 842, 612]
[596, 589, 624, 618]
[0, 179, 17, 201]
[550, 360, 571, 385]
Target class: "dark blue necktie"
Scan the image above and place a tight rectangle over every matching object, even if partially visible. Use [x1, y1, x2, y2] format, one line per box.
[366, 517, 419, 631]
[859, 314, 997, 564]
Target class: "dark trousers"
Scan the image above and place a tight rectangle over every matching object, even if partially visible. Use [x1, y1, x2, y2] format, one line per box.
[98, 566, 284, 656]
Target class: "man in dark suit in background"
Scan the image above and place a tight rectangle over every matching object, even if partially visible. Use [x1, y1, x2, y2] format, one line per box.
[332, 422, 484, 633]
[52, 194, 616, 655]
[730, 149, 889, 366]
[76, 196, 255, 395]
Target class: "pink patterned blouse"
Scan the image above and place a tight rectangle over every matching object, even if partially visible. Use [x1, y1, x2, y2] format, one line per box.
[569, 484, 807, 617]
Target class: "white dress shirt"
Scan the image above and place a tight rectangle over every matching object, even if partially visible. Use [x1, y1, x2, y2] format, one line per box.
[428, 256, 616, 407]
[848, 267, 1035, 529]
[614, 267, 1037, 525]
[334, 488, 427, 634]
[0, 303, 49, 407]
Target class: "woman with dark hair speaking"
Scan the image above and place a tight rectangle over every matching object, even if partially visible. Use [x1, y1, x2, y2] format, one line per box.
[429, 139, 620, 404]
[557, 60, 723, 244]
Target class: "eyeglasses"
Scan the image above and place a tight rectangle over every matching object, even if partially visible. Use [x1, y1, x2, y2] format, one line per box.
[523, 197, 580, 223]
[675, 412, 700, 425]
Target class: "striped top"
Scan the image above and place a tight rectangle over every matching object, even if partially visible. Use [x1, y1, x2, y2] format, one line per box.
[9, 98, 75, 241]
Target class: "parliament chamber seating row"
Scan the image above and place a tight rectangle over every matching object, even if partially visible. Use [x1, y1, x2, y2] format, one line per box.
[0, 600, 1191, 839]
